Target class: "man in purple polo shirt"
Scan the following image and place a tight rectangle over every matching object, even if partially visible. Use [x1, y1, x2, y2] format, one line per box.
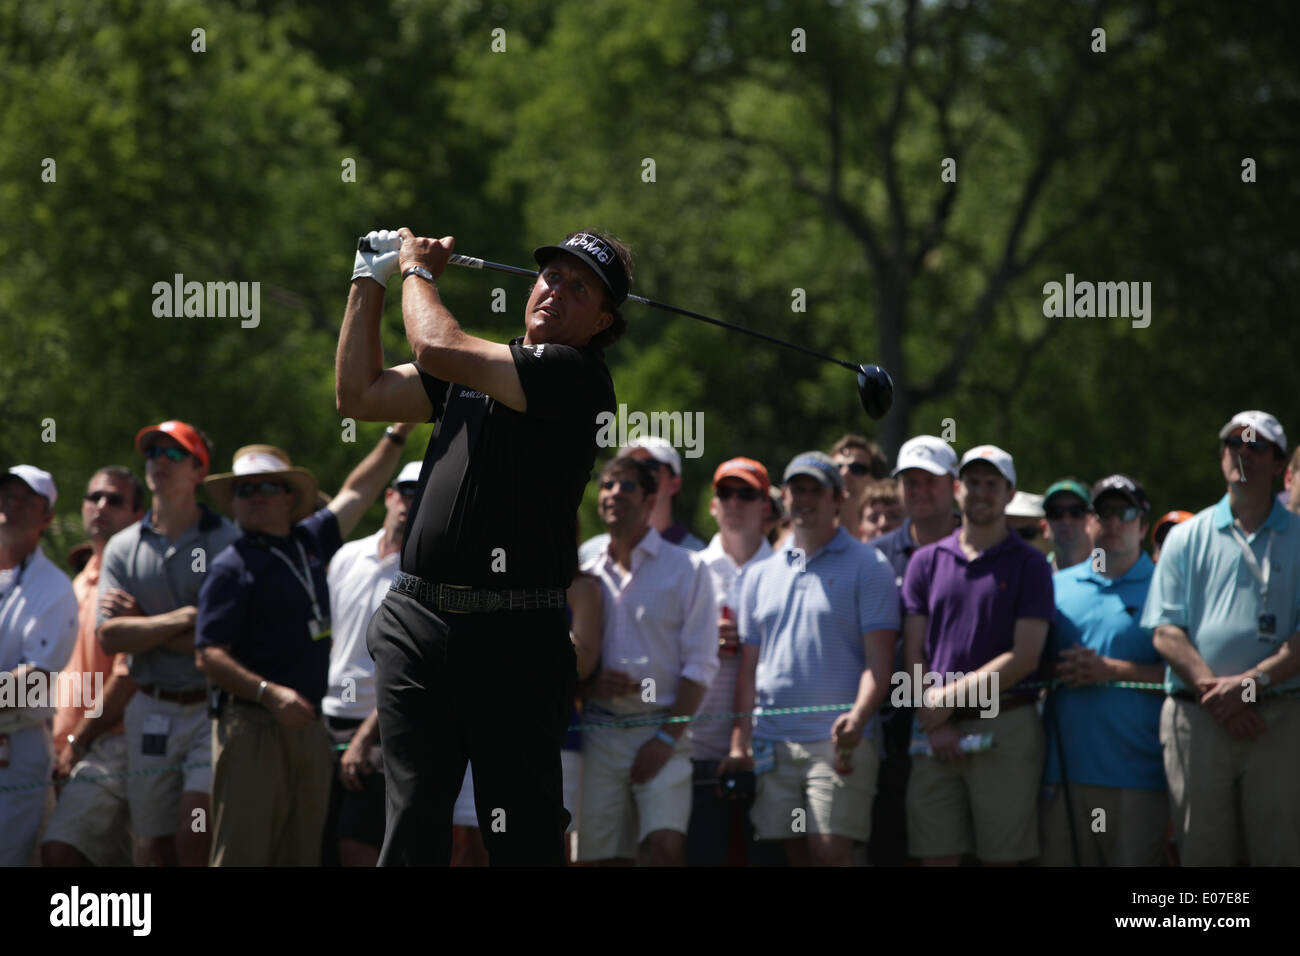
[902, 444, 1054, 865]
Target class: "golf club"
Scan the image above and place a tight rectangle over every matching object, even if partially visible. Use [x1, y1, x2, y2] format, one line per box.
[358, 237, 894, 419]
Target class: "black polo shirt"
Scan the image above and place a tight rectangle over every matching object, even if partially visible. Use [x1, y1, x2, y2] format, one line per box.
[196, 508, 343, 707]
[402, 338, 616, 589]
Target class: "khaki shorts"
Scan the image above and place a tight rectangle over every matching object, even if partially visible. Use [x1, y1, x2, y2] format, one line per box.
[1162, 695, 1300, 866]
[43, 733, 134, 866]
[576, 725, 693, 862]
[1039, 781, 1168, 867]
[750, 736, 879, 842]
[906, 704, 1044, 862]
[123, 692, 213, 838]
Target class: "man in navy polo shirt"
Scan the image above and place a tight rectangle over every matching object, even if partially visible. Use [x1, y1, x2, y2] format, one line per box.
[903, 444, 1053, 866]
[336, 226, 629, 865]
[196, 428, 411, 866]
[1041, 474, 1167, 866]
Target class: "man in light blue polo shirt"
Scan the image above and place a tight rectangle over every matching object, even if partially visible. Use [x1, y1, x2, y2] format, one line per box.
[1042, 474, 1167, 866]
[722, 451, 898, 866]
[1142, 410, 1300, 866]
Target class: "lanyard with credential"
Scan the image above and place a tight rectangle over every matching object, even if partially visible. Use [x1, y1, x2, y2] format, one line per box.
[1229, 523, 1273, 606]
[268, 539, 323, 622]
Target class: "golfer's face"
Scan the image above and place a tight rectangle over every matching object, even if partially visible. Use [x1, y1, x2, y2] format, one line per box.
[525, 253, 612, 347]
[143, 436, 205, 497]
[1220, 426, 1282, 486]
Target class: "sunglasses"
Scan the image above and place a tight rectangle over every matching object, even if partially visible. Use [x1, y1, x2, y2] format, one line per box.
[716, 485, 762, 502]
[1223, 435, 1272, 452]
[1095, 504, 1141, 522]
[600, 478, 639, 494]
[395, 483, 418, 497]
[85, 491, 127, 508]
[143, 446, 192, 462]
[234, 481, 290, 498]
[1045, 504, 1090, 520]
[839, 462, 871, 477]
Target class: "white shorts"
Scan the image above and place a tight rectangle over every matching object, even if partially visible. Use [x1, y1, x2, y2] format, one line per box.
[575, 726, 693, 862]
[123, 693, 212, 838]
[0, 723, 55, 866]
[43, 733, 134, 866]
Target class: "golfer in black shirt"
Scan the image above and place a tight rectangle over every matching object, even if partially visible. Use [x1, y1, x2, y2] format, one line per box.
[336, 226, 631, 865]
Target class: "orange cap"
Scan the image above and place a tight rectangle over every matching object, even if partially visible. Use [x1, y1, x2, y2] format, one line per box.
[712, 457, 770, 495]
[1151, 510, 1194, 546]
[135, 420, 210, 469]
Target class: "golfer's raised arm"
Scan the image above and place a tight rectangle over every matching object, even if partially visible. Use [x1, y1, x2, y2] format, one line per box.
[395, 229, 527, 412]
[336, 228, 434, 423]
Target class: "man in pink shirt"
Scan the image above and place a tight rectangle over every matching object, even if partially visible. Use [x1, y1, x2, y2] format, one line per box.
[42, 467, 145, 866]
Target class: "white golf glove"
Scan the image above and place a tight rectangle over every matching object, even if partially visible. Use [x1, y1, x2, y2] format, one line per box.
[352, 229, 404, 286]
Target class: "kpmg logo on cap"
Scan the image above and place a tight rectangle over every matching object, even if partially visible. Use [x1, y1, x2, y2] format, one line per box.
[564, 233, 614, 265]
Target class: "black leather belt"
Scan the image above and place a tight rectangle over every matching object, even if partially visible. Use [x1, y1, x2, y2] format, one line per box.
[391, 571, 566, 614]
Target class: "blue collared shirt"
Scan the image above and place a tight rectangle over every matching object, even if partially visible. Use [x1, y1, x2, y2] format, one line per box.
[1140, 494, 1300, 694]
[1045, 553, 1164, 789]
[738, 527, 899, 743]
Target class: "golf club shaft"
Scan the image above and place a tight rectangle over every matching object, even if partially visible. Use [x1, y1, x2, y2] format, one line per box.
[444, 252, 861, 373]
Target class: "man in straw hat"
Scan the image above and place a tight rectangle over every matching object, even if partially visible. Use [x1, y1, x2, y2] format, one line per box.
[195, 423, 414, 866]
[336, 226, 631, 865]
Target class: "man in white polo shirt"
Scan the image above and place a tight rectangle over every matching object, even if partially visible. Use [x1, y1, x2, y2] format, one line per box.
[0, 465, 80, 866]
[322, 460, 420, 866]
[1143, 410, 1300, 865]
[578, 455, 718, 865]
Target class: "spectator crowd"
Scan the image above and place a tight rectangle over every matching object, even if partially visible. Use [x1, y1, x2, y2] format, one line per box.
[3, 407, 1300, 867]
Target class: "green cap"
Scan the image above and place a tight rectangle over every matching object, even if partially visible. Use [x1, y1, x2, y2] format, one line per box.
[1043, 479, 1091, 508]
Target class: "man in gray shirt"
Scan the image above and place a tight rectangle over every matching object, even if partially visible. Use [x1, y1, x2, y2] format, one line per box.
[98, 420, 239, 866]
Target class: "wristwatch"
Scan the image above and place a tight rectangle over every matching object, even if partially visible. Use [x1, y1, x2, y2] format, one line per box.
[402, 265, 436, 284]
[1254, 668, 1272, 689]
[67, 734, 87, 758]
[384, 426, 405, 446]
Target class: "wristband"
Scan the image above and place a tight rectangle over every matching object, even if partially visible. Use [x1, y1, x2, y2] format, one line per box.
[654, 730, 677, 748]
[256, 680, 268, 704]
[384, 426, 405, 446]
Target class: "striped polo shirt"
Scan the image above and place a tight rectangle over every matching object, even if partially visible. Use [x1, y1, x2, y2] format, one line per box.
[738, 527, 900, 742]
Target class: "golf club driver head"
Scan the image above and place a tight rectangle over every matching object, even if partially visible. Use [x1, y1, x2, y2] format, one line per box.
[856, 364, 894, 420]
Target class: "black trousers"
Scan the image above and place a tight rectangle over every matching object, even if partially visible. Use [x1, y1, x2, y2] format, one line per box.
[366, 590, 575, 866]
[868, 706, 914, 866]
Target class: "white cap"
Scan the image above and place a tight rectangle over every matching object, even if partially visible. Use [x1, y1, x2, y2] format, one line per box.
[625, 436, 682, 476]
[393, 461, 422, 487]
[1218, 410, 1286, 453]
[5, 465, 58, 508]
[1005, 491, 1044, 518]
[959, 444, 1016, 487]
[892, 435, 958, 478]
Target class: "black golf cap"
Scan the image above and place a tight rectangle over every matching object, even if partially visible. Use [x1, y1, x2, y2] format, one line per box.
[533, 232, 629, 305]
[1091, 473, 1151, 513]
